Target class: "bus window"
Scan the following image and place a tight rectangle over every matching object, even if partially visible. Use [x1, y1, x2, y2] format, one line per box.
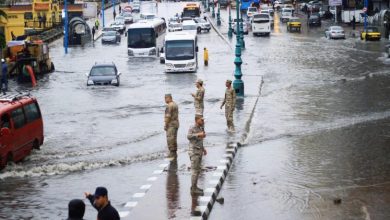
[11, 108, 26, 129]
[24, 102, 41, 123]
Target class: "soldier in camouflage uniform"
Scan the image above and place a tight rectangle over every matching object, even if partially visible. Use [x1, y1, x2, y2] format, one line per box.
[165, 94, 179, 159]
[187, 114, 207, 195]
[191, 79, 205, 115]
[220, 80, 236, 132]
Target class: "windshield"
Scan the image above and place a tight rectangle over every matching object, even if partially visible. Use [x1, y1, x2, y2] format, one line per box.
[367, 27, 378, 32]
[331, 26, 343, 31]
[254, 14, 269, 19]
[128, 28, 156, 48]
[183, 8, 200, 18]
[90, 66, 116, 76]
[170, 23, 182, 28]
[166, 40, 194, 61]
[248, 8, 257, 12]
[253, 19, 270, 23]
[183, 25, 197, 30]
[290, 19, 299, 22]
[103, 31, 116, 36]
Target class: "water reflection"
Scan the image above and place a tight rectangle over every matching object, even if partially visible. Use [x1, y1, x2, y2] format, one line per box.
[166, 160, 179, 219]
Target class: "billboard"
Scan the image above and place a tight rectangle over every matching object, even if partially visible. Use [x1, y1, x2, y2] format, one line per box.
[83, 2, 97, 19]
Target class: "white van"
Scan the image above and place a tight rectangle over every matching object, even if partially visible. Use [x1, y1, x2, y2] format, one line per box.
[281, 8, 293, 22]
[252, 13, 271, 36]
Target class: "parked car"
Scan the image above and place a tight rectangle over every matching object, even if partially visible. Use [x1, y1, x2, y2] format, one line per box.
[308, 14, 321, 27]
[287, 17, 301, 32]
[360, 26, 381, 41]
[233, 19, 249, 35]
[110, 20, 126, 34]
[168, 21, 183, 32]
[247, 7, 258, 18]
[86, 63, 121, 86]
[193, 17, 211, 33]
[115, 15, 125, 24]
[0, 93, 44, 170]
[325, 26, 345, 39]
[101, 31, 121, 44]
[121, 11, 133, 24]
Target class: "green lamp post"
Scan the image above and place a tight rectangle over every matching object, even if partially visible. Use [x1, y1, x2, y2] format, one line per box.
[228, 5, 233, 38]
[207, 0, 210, 12]
[239, 9, 245, 49]
[233, 0, 244, 96]
[217, 0, 221, 25]
[212, 0, 215, 18]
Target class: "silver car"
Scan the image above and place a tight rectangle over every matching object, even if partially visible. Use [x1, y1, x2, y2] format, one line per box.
[193, 17, 211, 33]
[325, 26, 346, 39]
[232, 19, 249, 35]
[101, 31, 120, 44]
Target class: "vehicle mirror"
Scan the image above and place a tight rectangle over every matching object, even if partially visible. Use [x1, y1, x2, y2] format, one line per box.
[85, 72, 89, 77]
[1, 127, 10, 136]
[196, 46, 199, 52]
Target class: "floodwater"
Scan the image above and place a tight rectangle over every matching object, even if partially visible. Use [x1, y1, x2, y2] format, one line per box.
[1, 3, 390, 219]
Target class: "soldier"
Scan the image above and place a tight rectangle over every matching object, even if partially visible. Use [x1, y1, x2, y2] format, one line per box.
[191, 79, 205, 115]
[220, 79, 236, 132]
[187, 114, 207, 195]
[164, 94, 179, 159]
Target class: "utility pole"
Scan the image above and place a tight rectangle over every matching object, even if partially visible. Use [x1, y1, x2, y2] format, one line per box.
[64, 0, 68, 54]
[233, 0, 244, 96]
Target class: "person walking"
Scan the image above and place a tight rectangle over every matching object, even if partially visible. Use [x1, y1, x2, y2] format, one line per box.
[352, 15, 356, 30]
[191, 79, 205, 115]
[203, 47, 209, 66]
[187, 114, 207, 196]
[164, 94, 179, 159]
[1, 59, 8, 94]
[67, 199, 85, 220]
[95, 19, 100, 31]
[220, 80, 236, 132]
[92, 26, 96, 41]
[84, 187, 120, 220]
[38, 13, 42, 28]
[113, 10, 117, 20]
[119, 5, 122, 14]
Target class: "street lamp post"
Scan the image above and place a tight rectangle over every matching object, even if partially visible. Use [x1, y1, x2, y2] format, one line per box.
[228, 5, 233, 38]
[233, 0, 244, 96]
[102, 0, 105, 27]
[217, 0, 221, 25]
[239, 10, 245, 49]
[207, 0, 210, 12]
[212, 0, 215, 18]
[364, 0, 368, 30]
[64, 0, 68, 54]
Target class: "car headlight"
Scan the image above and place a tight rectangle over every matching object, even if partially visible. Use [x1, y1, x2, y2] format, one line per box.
[149, 48, 156, 56]
[128, 49, 134, 56]
[187, 62, 195, 67]
[111, 78, 118, 84]
[87, 79, 94, 85]
[166, 63, 174, 68]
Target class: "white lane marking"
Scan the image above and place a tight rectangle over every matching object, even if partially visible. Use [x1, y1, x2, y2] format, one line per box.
[119, 211, 130, 217]
[124, 201, 138, 208]
[226, 148, 235, 152]
[222, 153, 233, 158]
[220, 159, 229, 163]
[213, 172, 224, 177]
[205, 188, 215, 193]
[153, 170, 163, 174]
[140, 184, 152, 190]
[147, 176, 158, 181]
[209, 180, 219, 185]
[217, 165, 226, 170]
[195, 205, 207, 212]
[199, 196, 211, 202]
[133, 192, 146, 198]
[190, 217, 202, 220]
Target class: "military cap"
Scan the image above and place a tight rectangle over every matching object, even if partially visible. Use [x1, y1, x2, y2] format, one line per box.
[165, 93, 172, 97]
[196, 79, 203, 85]
[226, 79, 232, 84]
[195, 113, 204, 120]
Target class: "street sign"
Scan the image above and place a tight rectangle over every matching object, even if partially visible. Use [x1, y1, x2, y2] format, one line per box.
[329, 0, 342, 6]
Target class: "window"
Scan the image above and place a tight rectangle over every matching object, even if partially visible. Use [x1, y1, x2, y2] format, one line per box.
[11, 108, 26, 129]
[1, 114, 10, 128]
[24, 102, 41, 123]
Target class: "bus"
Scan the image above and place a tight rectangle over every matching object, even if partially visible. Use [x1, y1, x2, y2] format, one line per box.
[182, 2, 201, 20]
[251, 13, 271, 36]
[163, 32, 198, 73]
[127, 19, 166, 57]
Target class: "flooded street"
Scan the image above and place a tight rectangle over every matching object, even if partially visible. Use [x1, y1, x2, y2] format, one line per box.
[0, 2, 389, 219]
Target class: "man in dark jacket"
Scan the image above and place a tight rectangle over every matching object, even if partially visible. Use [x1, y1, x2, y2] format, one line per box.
[85, 187, 120, 220]
[1, 59, 8, 94]
[67, 199, 85, 220]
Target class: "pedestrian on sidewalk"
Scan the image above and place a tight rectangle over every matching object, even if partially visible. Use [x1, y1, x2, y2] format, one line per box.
[203, 47, 208, 66]
[192, 79, 205, 115]
[95, 19, 100, 30]
[352, 15, 356, 30]
[67, 199, 85, 220]
[187, 114, 207, 196]
[220, 80, 236, 132]
[38, 13, 42, 28]
[1, 59, 8, 94]
[84, 187, 120, 220]
[113, 10, 117, 20]
[164, 94, 179, 159]
[119, 5, 122, 14]
[92, 26, 96, 41]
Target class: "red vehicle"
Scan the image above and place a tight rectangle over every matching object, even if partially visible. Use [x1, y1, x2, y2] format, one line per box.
[0, 93, 44, 170]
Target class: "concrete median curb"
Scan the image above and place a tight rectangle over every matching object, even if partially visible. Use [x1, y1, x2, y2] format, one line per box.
[205, 15, 233, 50]
[190, 142, 238, 220]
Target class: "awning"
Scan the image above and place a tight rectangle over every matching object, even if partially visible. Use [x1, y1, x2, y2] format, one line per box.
[34, 3, 50, 11]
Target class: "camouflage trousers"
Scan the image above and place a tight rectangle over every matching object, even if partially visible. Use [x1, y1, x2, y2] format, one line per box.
[166, 126, 178, 152]
[189, 151, 203, 187]
[225, 106, 234, 129]
[195, 106, 204, 116]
